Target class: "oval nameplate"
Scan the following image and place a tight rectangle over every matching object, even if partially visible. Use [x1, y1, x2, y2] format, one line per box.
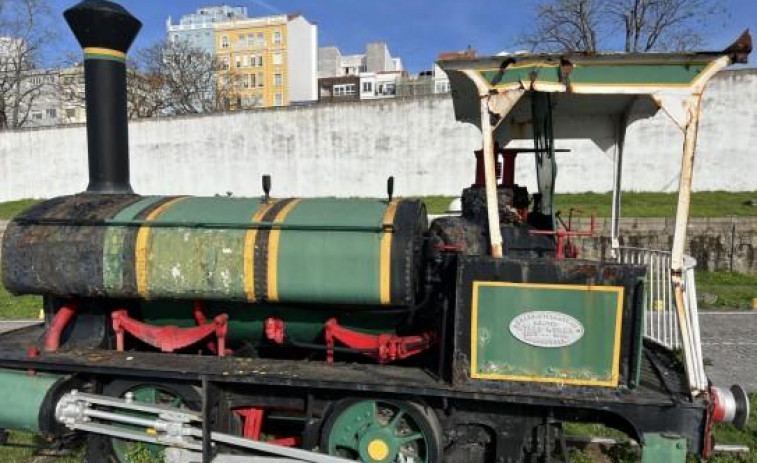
[509, 311, 584, 348]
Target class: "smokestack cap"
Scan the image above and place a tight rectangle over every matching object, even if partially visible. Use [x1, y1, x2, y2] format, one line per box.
[64, 0, 141, 54]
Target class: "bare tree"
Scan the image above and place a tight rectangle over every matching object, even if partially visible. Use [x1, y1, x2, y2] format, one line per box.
[520, 0, 727, 53]
[0, 0, 57, 129]
[520, 0, 603, 53]
[128, 41, 233, 118]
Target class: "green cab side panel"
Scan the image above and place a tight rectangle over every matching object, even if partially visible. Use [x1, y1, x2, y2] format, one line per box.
[471, 282, 623, 387]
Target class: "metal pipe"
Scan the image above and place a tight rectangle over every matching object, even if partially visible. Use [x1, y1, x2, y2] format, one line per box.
[64, 1, 142, 194]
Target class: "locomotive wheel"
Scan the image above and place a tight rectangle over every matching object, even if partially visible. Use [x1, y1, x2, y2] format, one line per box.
[85, 380, 201, 463]
[320, 399, 443, 463]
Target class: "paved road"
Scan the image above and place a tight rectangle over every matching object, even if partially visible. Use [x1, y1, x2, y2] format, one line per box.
[701, 312, 757, 392]
[0, 312, 755, 391]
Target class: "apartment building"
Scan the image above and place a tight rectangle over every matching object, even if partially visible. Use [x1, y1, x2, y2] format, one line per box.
[215, 14, 317, 108]
[318, 42, 406, 102]
[167, 6, 248, 53]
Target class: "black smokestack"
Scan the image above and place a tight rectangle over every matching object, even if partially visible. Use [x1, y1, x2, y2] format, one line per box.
[64, 1, 141, 194]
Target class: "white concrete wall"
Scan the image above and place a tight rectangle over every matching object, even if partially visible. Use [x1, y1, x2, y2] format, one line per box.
[0, 70, 755, 202]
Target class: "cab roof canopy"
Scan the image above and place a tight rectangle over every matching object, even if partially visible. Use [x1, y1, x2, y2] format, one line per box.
[438, 30, 751, 146]
[436, 32, 751, 268]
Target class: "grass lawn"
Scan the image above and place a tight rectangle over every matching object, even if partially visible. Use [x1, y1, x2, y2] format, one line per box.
[0, 284, 41, 320]
[0, 200, 42, 221]
[697, 271, 757, 310]
[418, 191, 757, 216]
[4, 193, 757, 219]
[566, 394, 757, 462]
[0, 432, 82, 463]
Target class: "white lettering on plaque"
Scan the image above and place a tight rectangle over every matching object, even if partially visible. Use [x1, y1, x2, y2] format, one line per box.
[509, 311, 584, 348]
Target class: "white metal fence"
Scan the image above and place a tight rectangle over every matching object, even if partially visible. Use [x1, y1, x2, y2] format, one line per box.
[616, 247, 708, 392]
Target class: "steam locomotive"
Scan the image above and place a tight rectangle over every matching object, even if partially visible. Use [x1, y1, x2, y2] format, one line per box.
[0, 1, 751, 462]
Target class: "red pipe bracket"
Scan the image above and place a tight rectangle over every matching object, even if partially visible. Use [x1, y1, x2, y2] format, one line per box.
[44, 303, 79, 352]
[112, 309, 228, 356]
[324, 318, 436, 364]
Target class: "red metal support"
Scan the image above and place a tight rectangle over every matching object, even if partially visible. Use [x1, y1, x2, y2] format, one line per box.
[529, 213, 596, 260]
[264, 317, 286, 345]
[473, 149, 485, 187]
[193, 301, 232, 356]
[235, 408, 264, 440]
[500, 149, 517, 188]
[112, 309, 228, 356]
[324, 318, 436, 364]
[44, 303, 79, 352]
[234, 407, 302, 447]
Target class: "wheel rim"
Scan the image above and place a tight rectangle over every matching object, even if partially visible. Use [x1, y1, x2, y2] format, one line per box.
[325, 400, 431, 463]
[111, 386, 186, 463]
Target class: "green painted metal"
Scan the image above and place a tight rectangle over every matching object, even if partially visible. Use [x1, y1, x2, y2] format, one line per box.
[141, 301, 399, 346]
[479, 62, 709, 89]
[472, 283, 622, 386]
[0, 370, 62, 433]
[641, 433, 687, 463]
[111, 385, 183, 463]
[326, 400, 430, 463]
[104, 196, 164, 292]
[7, 195, 424, 306]
[276, 198, 386, 305]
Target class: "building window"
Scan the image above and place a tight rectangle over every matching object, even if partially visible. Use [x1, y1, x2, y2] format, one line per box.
[172, 34, 179, 43]
[274, 73, 283, 87]
[334, 84, 357, 96]
[46, 109, 56, 118]
[221, 35, 229, 49]
[362, 82, 373, 93]
[272, 52, 282, 66]
[273, 30, 282, 44]
[248, 33, 255, 44]
[66, 108, 76, 118]
[256, 55, 264, 67]
[274, 92, 283, 106]
[257, 72, 264, 88]
[257, 33, 265, 46]
[32, 112, 42, 120]
[221, 56, 230, 70]
[235, 56, 242, 68]
[238, 34, 246, 47]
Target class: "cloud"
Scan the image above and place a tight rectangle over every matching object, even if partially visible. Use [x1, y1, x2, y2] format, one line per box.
[249, 0, 283, 14]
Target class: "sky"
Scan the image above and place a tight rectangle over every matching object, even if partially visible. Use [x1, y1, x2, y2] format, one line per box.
[45, 0, 756, 73]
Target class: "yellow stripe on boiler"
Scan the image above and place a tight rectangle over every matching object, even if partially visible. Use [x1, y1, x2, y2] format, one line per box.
[379, 200, 399, 305]
[135, 197, 188, 297]
[243, 201, 278, 302]
[266, 199, 301, 302]
[83, 47, 126, 60]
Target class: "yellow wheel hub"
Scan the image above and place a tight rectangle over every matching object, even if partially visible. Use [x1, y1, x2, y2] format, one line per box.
[367, 439, 390, 461]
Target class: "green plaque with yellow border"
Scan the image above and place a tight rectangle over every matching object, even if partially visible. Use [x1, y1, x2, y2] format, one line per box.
[471, 282, 624, 387]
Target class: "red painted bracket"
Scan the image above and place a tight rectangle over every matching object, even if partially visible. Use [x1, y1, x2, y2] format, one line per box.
[324, 318, 436, 364]
[529, 214, 596, 259]
[193, 301, 233, 356]
[264, 317, 286, 345]
[112, 309, 228, 356]
[234, 407, 302, 447]
[44, 303, 79, 352]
